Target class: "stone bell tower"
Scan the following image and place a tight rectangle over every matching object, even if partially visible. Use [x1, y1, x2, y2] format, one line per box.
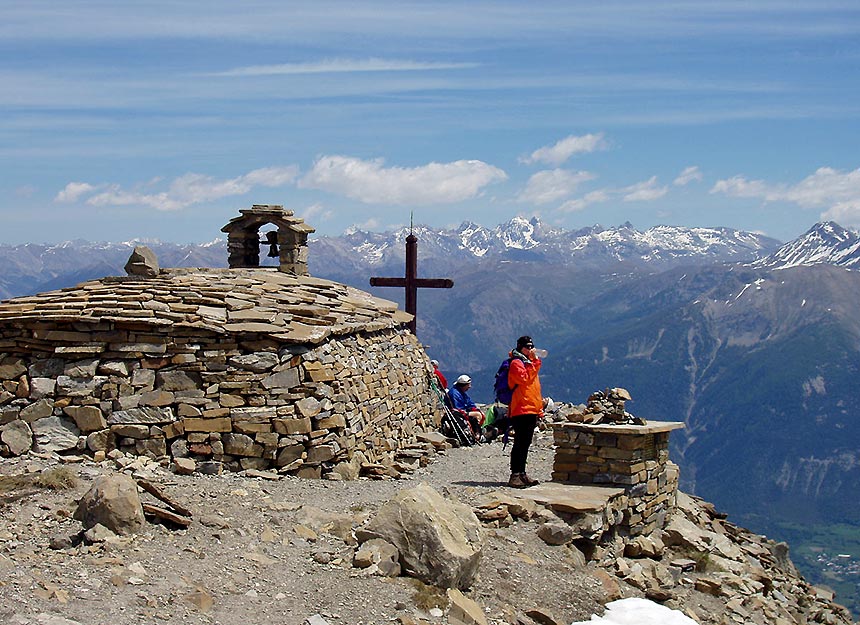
[221, 205, 315, 275]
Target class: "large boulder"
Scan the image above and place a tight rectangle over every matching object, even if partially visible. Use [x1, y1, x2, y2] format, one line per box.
[1, 420, 33, 455]
[31, 416, 80, 453]
[124, 245, 160, 277]
[663, 513, 743, 561]
[74, 474, 145, 535]
[358, 482, 483, 589]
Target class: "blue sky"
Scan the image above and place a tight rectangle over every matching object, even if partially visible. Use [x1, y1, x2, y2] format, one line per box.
[2, 1, 859, 244]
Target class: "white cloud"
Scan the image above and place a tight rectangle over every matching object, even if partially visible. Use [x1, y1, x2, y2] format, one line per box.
[59, 166, 299, 211]
[712, 167, 860, 227]
[558, 190, 611, 213]
[345, 218, 381, 234]
[87, 187, 178, 211]
[239, 167, 300, 187]
[712, 167, 860, 206]
[299, 155, 507, 205]
[210, 58, 478, 77]
[55, 182, 98, 203]
[299, 202, 333, 222]
[782, 167, 860, 208]
[521, 133, 608, 166]
[517, 169, 595, 205]
[673, 165, 703, 186]
[556, 175, 668, 213]
[621, 176, 669, 202]
[821, 200, 860, 225]
[710, 175, 774, 199]
[3, 4, 855, 44]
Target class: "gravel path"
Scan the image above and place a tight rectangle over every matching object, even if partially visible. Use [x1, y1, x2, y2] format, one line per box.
[0, 428, 613, 625]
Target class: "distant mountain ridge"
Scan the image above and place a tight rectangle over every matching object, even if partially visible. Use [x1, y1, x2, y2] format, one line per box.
[0, 218, 789, 300]
[2, 218, 858, 302]
[751, 221, 860, 270]
[0, 240, 227, 300]
[312, 218, 784, 273]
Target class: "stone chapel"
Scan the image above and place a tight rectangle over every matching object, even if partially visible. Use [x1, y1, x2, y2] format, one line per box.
[0, 205, 440, 477]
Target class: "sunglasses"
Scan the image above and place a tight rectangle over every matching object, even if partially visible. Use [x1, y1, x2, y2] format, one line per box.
[524, 343, 534, 349]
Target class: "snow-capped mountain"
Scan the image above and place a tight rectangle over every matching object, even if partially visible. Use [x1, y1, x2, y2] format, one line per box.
[0, 240, 227, 300]
[310, 217, 781, 272]
[752, 221, 860, 270]
[3, 219, 856, 302]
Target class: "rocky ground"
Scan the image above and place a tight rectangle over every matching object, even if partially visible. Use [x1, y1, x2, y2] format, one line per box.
[0, 428, 856, 625]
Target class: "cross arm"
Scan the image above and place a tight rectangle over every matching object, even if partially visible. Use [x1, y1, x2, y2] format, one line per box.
[369, 277, 407, 287]
[413, 278, 454, 288]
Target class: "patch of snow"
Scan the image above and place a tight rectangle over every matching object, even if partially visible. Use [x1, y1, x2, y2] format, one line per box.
[458, 223, 492, 256]
[354, 242, 388, 263]
[496, 216, 539, 249]
[802, 375, 826, 397]
[570, 597, 698, 625]
[118, 238, 161, 246]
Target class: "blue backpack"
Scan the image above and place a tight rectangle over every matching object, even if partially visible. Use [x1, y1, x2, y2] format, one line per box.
[493, 358, 517, 405]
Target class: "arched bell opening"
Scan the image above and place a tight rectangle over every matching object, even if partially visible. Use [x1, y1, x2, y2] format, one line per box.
[221, 205, 315, 275]
[260, 227, 281, 267]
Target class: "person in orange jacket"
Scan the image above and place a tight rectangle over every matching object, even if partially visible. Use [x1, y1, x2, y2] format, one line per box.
[507, 335, 543, 488]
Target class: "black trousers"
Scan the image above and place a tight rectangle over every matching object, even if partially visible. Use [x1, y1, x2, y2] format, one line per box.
[510, 413, 538, 474]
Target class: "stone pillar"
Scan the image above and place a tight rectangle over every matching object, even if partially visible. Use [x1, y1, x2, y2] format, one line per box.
[227, 229, 261, 268]
[551, 421, 684, 535]
[278, 229, 310, 276]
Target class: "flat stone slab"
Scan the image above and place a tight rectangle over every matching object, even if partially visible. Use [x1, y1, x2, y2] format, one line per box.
[524, 482, 625, 514]
[553, 420, 685, 435]
[477, 482, 625, 515]
[0, 268, 409, 344]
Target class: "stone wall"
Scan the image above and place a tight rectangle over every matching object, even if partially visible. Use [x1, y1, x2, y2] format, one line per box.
[551, 421, 683, 535]
[0, 321, 438, 477]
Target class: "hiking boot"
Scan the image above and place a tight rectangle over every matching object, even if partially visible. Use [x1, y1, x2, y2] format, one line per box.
[508, 473, 528, 489]
[522, 473, 540, 487]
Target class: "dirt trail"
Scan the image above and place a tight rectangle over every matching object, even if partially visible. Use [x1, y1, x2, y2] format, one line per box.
[0, 429, 613, 625]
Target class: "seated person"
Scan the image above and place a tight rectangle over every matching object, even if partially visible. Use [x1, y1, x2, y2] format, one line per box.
[483, 403, 509, 443]
[431, 359, 448, 389]
[449, 374, 484, 436]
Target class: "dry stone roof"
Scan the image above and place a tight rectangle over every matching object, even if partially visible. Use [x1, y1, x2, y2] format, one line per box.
[0, 268, 412, 344]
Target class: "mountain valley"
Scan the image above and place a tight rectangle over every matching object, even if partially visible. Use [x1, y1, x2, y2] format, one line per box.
[1, 217, 859, 614]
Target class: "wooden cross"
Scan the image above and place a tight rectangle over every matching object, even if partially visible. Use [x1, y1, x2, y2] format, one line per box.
[370, 232, 453, 335]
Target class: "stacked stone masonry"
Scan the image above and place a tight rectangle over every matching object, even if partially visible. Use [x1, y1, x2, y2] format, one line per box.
[222, 205, 315, 275]
[0, 268, 439, 477]
[552, 421, 684, 536]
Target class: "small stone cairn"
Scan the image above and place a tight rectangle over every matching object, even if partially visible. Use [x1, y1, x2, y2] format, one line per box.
[554, 387, 646, 426]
